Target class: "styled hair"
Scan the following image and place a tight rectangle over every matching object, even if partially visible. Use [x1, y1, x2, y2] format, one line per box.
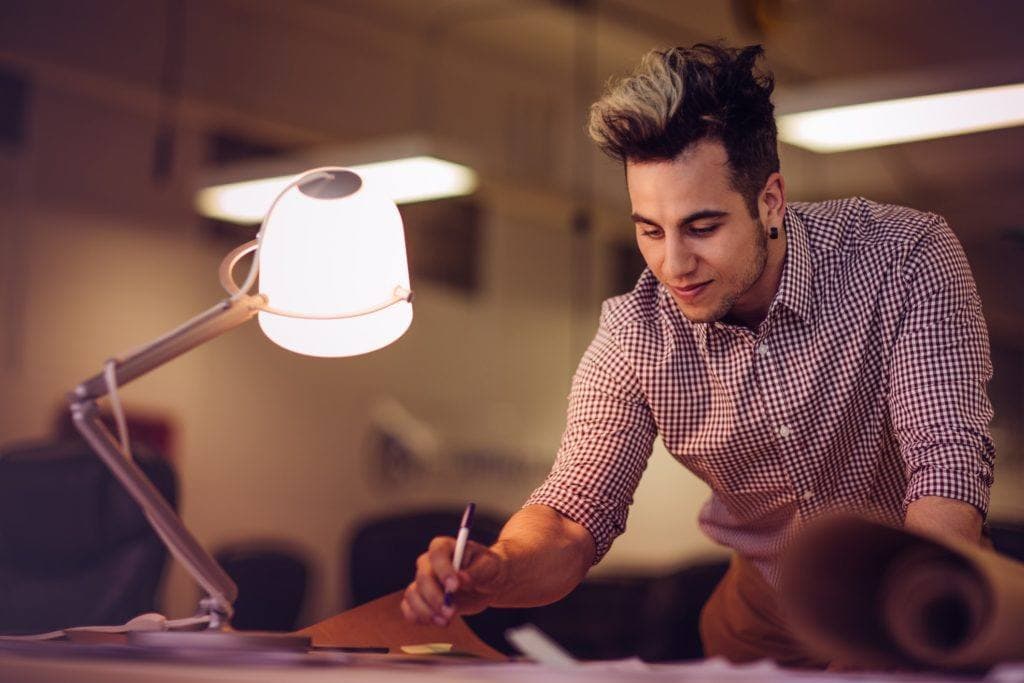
[588, 43, 779, 217]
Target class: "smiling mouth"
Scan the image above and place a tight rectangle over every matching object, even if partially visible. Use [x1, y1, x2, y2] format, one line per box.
[670, 281, 712, 300]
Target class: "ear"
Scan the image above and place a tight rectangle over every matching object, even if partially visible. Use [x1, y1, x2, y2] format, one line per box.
[759, 172, 786, 227]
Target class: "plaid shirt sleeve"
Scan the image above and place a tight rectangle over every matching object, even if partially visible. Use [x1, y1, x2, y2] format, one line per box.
[890, 214, 995, 516]
[525, 308, 657, 563]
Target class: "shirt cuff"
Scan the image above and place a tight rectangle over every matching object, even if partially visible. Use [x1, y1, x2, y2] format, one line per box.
[524, 485, 625, 564]
[903, 465, 993, 518]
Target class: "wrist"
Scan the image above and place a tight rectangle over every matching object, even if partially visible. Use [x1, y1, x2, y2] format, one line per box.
[485, 539, 518, 604]
[905, 495, 983, 545]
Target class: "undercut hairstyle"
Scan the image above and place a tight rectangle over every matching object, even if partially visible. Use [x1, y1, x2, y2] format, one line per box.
[588, 43, 779, 218]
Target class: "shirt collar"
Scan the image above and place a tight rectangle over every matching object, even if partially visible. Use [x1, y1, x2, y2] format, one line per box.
[770, 208, 815, 325]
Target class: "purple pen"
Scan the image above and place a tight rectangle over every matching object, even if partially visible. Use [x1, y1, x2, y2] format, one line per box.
[444, 502, 476, 607]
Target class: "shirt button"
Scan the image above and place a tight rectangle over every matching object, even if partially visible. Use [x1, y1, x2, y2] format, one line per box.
[757, 344, 769, 356]
[802, 490, 815, 501]
[778, 424, 792, 438]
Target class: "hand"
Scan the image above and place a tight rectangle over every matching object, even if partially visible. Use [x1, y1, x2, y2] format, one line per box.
[400, 536, 504, 627]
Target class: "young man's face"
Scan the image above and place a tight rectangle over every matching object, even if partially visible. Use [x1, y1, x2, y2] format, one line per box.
[626, 139, 783, 327]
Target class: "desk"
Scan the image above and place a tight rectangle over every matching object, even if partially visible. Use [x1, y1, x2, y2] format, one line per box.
[0, 591, 994, 683]
[0, 648, 992, 683]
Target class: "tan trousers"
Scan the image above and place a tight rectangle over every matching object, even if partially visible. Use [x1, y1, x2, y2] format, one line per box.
[699, 554, 829, 669]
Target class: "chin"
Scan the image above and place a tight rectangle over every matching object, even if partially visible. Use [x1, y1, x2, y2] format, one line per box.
[669, 285, 731, 323]
[677, 306, 724, 324]
[682, 312, 719, 324]
[671, 296, 730, 324]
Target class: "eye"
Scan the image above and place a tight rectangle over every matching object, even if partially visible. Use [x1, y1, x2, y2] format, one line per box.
[691, 224, 720, 236]
[638, 226, 663, 239]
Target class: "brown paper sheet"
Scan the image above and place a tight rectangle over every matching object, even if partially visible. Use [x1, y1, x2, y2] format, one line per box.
[779, 515, 1024, 669]
[296, 590, 508, 661]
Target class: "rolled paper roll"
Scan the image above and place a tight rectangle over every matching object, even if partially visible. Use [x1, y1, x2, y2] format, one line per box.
[780, 514, 1024, 670]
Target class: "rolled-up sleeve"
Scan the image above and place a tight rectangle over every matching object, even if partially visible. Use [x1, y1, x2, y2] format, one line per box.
[889, 216, 995, 516]
[525, 312, 657, 563]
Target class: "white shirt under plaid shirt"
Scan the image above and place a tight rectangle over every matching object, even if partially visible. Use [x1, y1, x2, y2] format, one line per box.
[526, 197, 996, 586]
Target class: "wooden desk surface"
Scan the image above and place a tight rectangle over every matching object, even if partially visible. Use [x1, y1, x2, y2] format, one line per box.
[0, 591, 988, 681]
[0, 648, 986, 683]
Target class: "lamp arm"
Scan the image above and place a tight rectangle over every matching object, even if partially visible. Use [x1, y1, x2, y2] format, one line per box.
[73, 294, 266, 402]
[68, 293, 266, 626]
[70, 401, 237, 622]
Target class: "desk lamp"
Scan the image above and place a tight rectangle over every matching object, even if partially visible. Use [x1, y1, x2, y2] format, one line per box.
[67, 167, 413, 649]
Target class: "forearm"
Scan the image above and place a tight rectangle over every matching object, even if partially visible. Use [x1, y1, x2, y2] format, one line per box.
[487, 504, 596, 608]
[904, 495, 983, 545]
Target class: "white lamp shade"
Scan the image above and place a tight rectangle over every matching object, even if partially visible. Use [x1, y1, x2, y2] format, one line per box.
[257, 169, 413, 357]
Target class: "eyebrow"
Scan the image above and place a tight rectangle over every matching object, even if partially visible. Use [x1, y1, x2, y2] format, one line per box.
[630, 209, 730, 229]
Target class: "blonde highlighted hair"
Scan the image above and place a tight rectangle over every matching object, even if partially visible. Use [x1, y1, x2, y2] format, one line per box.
[589, 43, 779, 216]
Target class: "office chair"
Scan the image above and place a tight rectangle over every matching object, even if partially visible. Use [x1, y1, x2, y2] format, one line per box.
[213, 541, 310, 631]
[0, 437, 176, 635]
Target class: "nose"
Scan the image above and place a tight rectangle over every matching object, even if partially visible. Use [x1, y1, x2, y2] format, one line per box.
[663, 236, 698, 280]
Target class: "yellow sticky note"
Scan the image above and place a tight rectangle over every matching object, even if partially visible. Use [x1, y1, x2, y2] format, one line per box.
[400, 642, 454, 655]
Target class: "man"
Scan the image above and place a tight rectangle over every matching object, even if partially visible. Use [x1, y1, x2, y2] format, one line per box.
[400, 44, 995, 667]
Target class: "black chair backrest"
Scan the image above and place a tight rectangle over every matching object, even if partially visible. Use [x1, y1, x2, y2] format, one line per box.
[0, 438, 176, 635]
[214, 542, 310, 632]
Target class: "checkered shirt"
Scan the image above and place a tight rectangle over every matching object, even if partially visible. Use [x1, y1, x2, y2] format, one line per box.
[526, 197, 995, 586]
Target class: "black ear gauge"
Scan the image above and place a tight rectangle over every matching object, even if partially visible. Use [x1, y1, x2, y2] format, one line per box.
[769, 226, 779, 240]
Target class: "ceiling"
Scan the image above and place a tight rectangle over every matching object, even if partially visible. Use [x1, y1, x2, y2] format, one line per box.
[2, 0, 1022, 340]
[4, 0, 1021, 241]
[315, 0, 1024, 239]
[324, 0, 1024, 83]
[300, 0, 1024, 343]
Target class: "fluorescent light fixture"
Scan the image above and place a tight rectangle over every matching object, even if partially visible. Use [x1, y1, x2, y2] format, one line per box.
[778, 82, 1024, 153]
[197, 156, 478, 224]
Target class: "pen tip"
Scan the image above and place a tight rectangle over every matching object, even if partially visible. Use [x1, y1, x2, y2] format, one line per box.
[461, 502, 476, 528]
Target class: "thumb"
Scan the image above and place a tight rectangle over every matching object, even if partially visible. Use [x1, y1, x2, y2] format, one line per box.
[460, 543, 502, 590]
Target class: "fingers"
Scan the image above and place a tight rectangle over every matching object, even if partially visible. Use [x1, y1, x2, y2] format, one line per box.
[416, 549, 454, 621]
[401, 537, 457, 626]
[428, 536, 462, 596]
[401, 581, 447, 626]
